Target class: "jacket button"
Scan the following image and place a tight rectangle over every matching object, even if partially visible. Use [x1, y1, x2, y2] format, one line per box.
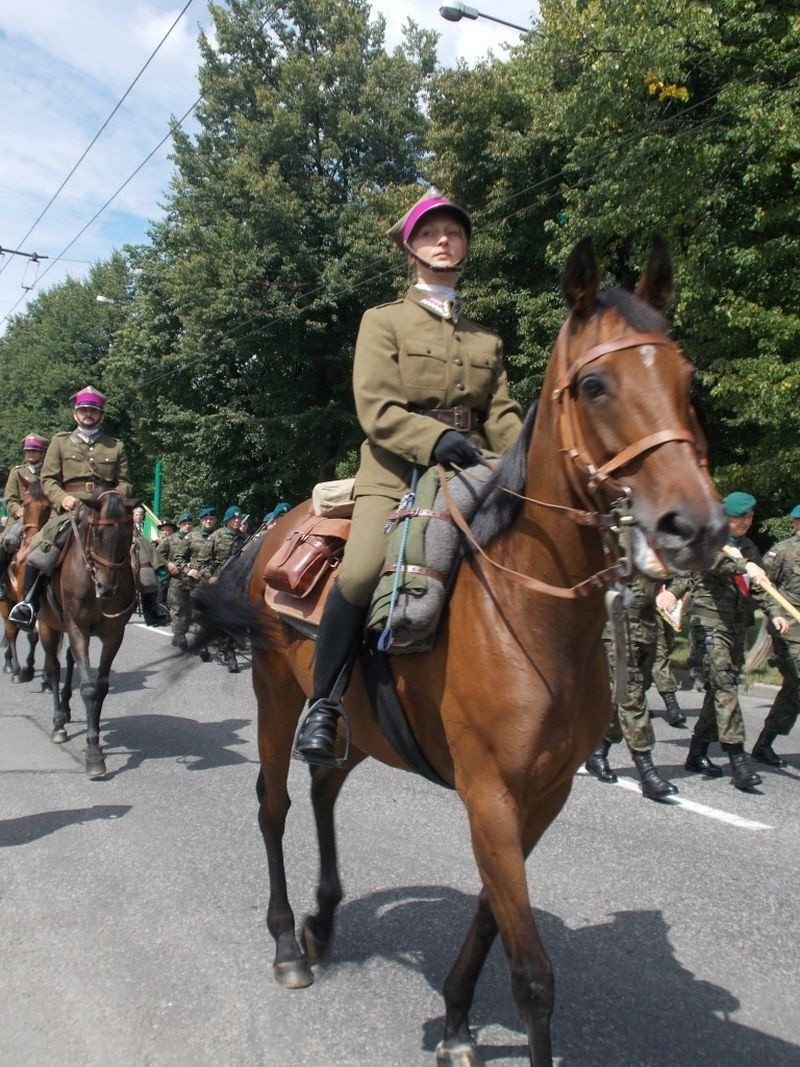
[456, 382, 465, 391]
[454, 357, 463, 366]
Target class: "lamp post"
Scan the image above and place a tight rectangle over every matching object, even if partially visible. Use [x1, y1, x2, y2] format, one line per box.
[439, 3, 530, 34]
[95, 294, 126, 307]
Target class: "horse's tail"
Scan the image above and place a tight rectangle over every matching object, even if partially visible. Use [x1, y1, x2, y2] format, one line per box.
[191, 537, 267, 650]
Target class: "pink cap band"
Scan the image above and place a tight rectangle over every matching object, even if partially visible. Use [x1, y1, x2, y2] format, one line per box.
[72, 387, 106, 409]
[22, 435, 47, 450]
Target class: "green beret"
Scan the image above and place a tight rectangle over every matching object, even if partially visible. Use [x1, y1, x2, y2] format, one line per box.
[223, 505, 241, 522]
[723, 492, 756, 517]
[176, 511, 193, 523]
[198, 505, 216, 518]
[789, 505, 800, 519]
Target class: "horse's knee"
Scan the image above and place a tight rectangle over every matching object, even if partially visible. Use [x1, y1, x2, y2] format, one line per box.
[510, 953, 555, 1018]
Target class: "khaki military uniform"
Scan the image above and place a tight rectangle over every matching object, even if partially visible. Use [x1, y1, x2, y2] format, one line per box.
[36, 431, 133, 546]
[1, 464, 42, 550]
[339, 285, 523, 605]
[165, 530, 196, 637]
[763, 534, 800, 736]
[671, 539, 780, 746]
[199, 525, 243, 579]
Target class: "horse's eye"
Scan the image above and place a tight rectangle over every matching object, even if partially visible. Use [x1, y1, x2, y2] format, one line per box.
[578, 374, 607, 401]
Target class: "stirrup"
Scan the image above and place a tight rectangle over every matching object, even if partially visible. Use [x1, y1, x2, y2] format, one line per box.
[9, 602, 36, 632]
[292, 698, 351, 770]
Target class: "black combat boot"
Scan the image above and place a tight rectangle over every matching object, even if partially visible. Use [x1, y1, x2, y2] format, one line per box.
[140, 590, 171, 626]
[8, 565, 43, 632]
[584, 740, 617, 783]
[751, 728, 787, 768]
[723, 743, 763, 790]
[225, 649, 240, 674]
[684, 735, 724, 778]
[632, 750, 678, 800]
[660, 691, 687, 728]
[293, 583, 366, 768]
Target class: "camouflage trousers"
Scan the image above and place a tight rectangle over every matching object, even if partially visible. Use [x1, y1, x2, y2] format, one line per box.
[652, 618, 678, 695]
[604, 637, 656, 752]
[168, 581, 194, 637]
[764, 635, 800, 736]
[690, 622, 747, 745]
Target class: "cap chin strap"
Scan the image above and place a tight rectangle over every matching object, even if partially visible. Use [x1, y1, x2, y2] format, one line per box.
[403, 243, 467, 274]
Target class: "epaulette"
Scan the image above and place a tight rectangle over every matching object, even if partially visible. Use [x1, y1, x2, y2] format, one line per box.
[370, 298, 404, 311]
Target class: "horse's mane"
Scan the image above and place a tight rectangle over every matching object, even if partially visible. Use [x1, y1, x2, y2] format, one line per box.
[470, 288, 669, 548]
[26, 480, 46, 502]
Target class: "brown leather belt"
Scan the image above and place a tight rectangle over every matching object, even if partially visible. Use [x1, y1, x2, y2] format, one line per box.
[62, 478, 114, 493]
[412, 406, 480, 431]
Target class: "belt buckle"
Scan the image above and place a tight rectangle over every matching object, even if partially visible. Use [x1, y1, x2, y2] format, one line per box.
[85, 481, 95, 493]
[453, 407, 470, 431]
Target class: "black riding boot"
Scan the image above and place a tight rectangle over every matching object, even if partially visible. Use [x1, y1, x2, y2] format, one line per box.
[723, 743, 763, 790]
[751, 728, 787, 768]
[0, 545, 9, 599]
[140, 590, 171, 626]
[293, 584, 366, 768]
[632, 750, 678, 800]
[660, 691, 687, 728]
[584, 740, 617, 783]
[685, 735, 724, 778]
[8, 564, 42, 632]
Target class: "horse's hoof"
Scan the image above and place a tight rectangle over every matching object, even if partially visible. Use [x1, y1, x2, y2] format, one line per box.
[41, 681, 52, 693]
[17, 669, 34, 683]
[10, 673, 22, 684]
[2, 663, 12, 674]
[51, 728, 68, 744]
[86, 752, 107, 779]
[301, 918, 332, 963]
[273, 958, 314, 989]
[435, 1038, 484, 1066]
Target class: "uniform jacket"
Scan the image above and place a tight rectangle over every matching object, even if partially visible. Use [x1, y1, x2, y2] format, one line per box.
[765, 534, 800, 640]
[197, 525, 243, 580]
[352, 285, 523, 497]
[42, 431, 133, 510]
[671, 537, 777, 628]
[3, 464, 42, 519]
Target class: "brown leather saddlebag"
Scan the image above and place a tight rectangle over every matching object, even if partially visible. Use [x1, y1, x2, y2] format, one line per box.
[263, 515, 350, 599]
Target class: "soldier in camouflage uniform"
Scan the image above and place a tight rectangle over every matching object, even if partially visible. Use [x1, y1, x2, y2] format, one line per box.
[164, 511, 195, 650]
[751, 504, 800, 768]
[184, 505, 218, 660]
[9, 386, 135, 631]
[0, 434, 48, 599]
[585, 577, 678, 800]
[198, 505, 244, 673]
[659, 492, 789, 791]
[651, 615, 687, 727]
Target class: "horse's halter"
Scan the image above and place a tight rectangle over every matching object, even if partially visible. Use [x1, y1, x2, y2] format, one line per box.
[70, 492, 135, 615]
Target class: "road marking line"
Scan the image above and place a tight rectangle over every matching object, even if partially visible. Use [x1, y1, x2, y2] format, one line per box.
[577, 769, 773, 830]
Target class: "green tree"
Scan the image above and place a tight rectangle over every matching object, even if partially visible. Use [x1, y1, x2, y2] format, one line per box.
[106, 0, 437, 518]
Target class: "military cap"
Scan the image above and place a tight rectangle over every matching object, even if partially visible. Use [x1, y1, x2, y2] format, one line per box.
[223, 505, 242, 522]
[176, 511, 193, 523]
[789, 505, 800, 519]
[21, 434, 47, 450]
[71, 385, 106, 410]
[722, 492, 756, 517]
[387, 188, 472, 250]
[198, 505, 216, 518]
[158, 518, 177, 530]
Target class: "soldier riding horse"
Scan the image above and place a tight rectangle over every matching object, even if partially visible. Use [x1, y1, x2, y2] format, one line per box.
[0, 481, 51, 683]
[196, 237, 727, 1066]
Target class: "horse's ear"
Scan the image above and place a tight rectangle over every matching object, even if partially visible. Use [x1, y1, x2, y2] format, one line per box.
[562, 237, 599, 313]
[125, 497, 143, 511]
[634, 236, 673, 311]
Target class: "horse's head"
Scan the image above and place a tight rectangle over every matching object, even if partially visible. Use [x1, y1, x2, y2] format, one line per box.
[549, 236, 726, 576]
[82, 491, 139, 599]
[22, 481, 51, 532]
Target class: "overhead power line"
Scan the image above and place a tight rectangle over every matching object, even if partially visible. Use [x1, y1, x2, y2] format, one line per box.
[0, 0, 196, 282]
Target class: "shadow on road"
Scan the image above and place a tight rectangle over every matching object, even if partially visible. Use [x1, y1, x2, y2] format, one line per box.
[315, 885, 798, 1066]
[0, 804, 132, 847]
[99, 713, 256, 776]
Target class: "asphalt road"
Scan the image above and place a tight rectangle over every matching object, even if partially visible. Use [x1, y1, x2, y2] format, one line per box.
[1, 620, 799, 1067]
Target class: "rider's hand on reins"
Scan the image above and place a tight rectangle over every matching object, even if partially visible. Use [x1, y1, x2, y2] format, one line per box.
[62, 494, 78, 511]
[433, 430, 480, 470]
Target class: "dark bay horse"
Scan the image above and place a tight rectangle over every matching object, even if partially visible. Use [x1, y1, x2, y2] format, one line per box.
[1, 482, 51, 683]
[37, 489, 138, 778]
[198, 238, 727, 1066]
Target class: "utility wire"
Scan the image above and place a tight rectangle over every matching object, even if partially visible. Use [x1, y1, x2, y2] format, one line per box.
[0, 0, 196, 281]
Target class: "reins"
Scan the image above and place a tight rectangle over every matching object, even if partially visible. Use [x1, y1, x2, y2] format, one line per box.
[69, 492, 136, 617]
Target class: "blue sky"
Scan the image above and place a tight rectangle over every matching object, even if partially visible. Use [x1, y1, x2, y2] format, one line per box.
[0, 1, 537, 331]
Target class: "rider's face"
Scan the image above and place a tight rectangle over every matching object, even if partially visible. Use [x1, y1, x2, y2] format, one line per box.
[73, 406, 104, 430]
[23, 449, 44, 463]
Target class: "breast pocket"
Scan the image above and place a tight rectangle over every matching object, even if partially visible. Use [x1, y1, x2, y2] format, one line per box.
[399, 343, 448, 403]
[464, 349, 497, 399]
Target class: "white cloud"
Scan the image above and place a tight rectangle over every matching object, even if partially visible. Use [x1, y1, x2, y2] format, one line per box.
[0, 1, 536, 327]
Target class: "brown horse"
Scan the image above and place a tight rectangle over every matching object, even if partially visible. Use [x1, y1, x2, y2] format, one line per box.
[1, 482, 51, 683]
[197, 238, 727, 1066]
[37, 489, 138, 778]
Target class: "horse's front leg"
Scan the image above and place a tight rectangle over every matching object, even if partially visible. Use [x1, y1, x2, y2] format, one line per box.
[37, 625, 66, 741]
[16, 631, 38, 683]
[80, 625, 125, 779]
[301, 750, 366, 963]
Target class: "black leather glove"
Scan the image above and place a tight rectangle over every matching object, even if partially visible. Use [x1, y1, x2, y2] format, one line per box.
[433, 430, 480, 469]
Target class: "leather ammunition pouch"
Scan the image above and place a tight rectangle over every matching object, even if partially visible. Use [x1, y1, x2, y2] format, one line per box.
[264, 515, 350, 599]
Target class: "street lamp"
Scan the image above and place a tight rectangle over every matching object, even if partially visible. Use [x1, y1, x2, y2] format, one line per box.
[95, 294, 126, 306]
[439, 3, 530, 34]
